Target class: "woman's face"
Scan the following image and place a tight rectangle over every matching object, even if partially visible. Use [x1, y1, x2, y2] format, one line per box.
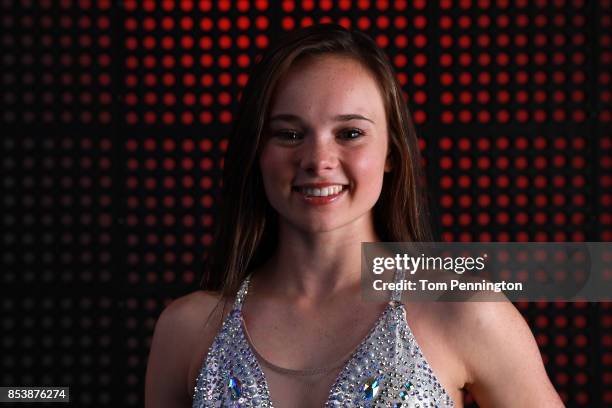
[259, 54, 392, 234]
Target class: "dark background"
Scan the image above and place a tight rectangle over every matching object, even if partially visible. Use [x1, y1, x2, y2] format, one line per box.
[1, 0, 610, 406]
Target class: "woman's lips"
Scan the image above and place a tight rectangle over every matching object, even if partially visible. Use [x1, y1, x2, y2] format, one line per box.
[292, 185, 348, 206]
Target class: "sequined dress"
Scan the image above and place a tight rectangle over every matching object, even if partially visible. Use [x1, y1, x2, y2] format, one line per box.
[192, 272, 455, 407]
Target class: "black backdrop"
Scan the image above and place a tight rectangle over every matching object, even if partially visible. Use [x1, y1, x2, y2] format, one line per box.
[1, 0, 610, 406]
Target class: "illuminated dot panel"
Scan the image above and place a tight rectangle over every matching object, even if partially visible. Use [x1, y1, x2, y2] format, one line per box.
[123, 0, 268, 125]
[1, 296, 115, 406]
[124, 132, 222, 289]
[1, 1, 609, 407]
[123, 130, 225, 404]
[2, 130, 114, 404]
[596, 4, 612, 407]
[436, 130, 592, 244]
[437, 0, 591, 125]
[1, 0, 113, 125]
[596, 0, 612, 243]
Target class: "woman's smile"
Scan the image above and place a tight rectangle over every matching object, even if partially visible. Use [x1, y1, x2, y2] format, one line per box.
[292, 183, 349, 206]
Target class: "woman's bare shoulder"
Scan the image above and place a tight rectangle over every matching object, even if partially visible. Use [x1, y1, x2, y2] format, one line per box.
[162, 290, 226, 324]
[417, 291, 521, 352]
[155, 289, 234, 369]
[437, 296, 563, 406]
[145, 290, 232, 407]
[153, 290, 230, 343]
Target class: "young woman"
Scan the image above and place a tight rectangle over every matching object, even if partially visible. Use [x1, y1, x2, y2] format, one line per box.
[145, 24, 564, 408]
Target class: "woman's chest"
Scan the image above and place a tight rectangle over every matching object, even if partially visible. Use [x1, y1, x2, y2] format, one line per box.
[242, 302, 387, 371]
[190, 302, 466, 407]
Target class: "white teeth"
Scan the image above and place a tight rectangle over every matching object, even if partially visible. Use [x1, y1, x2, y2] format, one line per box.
[299, 185, 344, 197]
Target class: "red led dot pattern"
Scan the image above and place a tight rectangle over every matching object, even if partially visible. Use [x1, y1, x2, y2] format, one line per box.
[1, 1, 610, 407]
[2, 133, 115, 404]
[124, 133, 219, 288]
[438, 0, 591, 126]
[596, 4, 612, 407]
[1, 0, 113, 124]
[123, 0, 268, 125]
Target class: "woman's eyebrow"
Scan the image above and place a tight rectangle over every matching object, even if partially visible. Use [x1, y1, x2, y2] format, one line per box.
[267, 113, 375, 124]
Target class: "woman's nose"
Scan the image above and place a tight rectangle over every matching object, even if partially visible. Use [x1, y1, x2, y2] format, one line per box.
[298, 136, 338, 173]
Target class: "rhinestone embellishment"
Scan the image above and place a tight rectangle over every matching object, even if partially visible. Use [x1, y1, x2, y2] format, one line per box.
[398, 380, 414, 401]
[227, 375, 241, 400]
[362, 376, 381, 401]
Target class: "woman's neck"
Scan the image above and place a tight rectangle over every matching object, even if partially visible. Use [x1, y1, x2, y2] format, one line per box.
[254, 218, 380, 301]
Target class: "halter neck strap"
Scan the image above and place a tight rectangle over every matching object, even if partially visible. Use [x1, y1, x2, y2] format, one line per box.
[389, 268, 406, 303]
[232, 274, 252, 311]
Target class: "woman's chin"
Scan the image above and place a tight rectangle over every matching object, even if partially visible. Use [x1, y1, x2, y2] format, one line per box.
[292, 218, 351, 234]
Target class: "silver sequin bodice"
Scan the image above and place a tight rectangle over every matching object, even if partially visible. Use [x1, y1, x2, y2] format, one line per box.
[192, 274, 455, 407]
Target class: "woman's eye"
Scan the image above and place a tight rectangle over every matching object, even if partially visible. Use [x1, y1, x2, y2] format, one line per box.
[274, 130, 302, 141]
[271, 129, 364, 142]
[340, 128, 365, 139]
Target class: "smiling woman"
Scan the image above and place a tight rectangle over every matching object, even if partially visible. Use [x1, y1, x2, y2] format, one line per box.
[144, 24, 564, 408]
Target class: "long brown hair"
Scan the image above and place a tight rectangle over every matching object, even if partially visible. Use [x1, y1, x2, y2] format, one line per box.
[200, 23, 435, 296]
